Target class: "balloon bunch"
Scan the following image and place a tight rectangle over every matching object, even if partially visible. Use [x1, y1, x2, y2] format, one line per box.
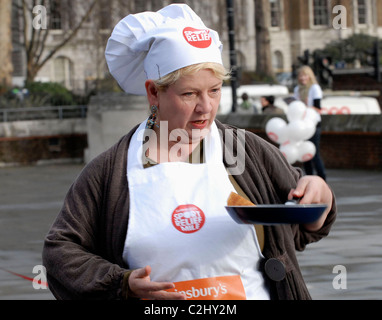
[265, 101, 320, 164]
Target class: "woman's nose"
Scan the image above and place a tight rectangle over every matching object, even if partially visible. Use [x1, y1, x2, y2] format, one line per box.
[195, 93, 213, 114]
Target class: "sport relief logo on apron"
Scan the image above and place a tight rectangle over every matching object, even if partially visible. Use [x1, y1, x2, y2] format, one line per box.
[123, 120, 270, 300]
[172, 204, 205, 234]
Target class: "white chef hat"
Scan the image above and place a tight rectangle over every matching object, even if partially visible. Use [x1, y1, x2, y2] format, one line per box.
[105, 4, 223, 95]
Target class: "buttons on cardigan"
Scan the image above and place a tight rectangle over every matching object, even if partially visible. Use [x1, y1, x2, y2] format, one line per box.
[264, 258, 286, 281]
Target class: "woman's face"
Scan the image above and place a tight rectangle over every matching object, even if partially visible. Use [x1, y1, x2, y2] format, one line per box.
[149, 69, 223, 144]
[298, 71, 310, 86]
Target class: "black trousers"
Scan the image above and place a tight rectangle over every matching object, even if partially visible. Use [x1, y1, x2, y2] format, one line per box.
[303, 125, 326, 180]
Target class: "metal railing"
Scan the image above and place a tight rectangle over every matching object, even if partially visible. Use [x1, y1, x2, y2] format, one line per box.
[0, 105, 87, 122]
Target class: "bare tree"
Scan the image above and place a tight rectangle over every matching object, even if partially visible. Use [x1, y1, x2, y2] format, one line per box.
[0, 0, 13, 90]
[15, 0, 98, 85]
[254, 0, 274, 78]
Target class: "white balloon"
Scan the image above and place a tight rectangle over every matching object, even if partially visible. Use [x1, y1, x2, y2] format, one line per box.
[265, 117, 288, 144]
[297, 141, 316, 162]
[304, 107, 321, 125]
[303, 119, 316, 140]
[286, 120, 308, 142]
[280, 142, 299, 164]
[287, 101, 307, 122]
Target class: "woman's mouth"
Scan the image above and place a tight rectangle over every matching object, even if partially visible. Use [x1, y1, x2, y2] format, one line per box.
[190, 120, 208, 129]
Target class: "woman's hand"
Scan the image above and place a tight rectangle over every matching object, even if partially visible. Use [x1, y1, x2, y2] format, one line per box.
[288, 175, 333, 232]
[128, 265, 186, 300]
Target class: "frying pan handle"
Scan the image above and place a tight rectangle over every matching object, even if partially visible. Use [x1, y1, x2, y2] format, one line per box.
[284, 197, 301, 205]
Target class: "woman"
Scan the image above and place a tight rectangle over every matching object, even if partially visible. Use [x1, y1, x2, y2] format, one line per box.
[293, 66, 327, 180]
[43, 4, 336, 300]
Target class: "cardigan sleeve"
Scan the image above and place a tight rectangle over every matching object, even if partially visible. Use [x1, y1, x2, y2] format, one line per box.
[42, 154, 130, 299]
[41, 126, 141, 300]
[292, 188, 337, 251]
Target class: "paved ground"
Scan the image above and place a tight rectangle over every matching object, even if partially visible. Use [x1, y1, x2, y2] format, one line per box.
[0, 163, 381, 300]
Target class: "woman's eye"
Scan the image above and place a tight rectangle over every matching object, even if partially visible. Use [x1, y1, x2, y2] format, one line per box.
[210, 88, 221, 96]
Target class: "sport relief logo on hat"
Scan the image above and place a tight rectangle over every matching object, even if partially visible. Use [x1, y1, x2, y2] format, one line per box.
[183, 27, 212, 48]
[105, 4, 223, 95]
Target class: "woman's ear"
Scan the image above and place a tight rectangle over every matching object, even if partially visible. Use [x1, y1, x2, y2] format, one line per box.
[145, 80, 159, 106]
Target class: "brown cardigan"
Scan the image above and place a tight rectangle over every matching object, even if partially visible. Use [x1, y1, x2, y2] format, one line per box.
[42, 120, 336, 300]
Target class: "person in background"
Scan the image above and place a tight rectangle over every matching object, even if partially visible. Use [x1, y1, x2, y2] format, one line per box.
[239, 92, 258, 114]
[261, 95, 285, 115]
[293, 65, 327, 181]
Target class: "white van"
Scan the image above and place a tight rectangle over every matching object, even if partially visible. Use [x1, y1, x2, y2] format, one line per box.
[220, 86, 382, 115]
[264, 95, 381, 115]
[320, 96, 381, 114]
[219, 84, 289, 114]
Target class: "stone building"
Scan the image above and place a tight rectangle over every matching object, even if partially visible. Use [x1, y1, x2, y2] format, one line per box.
[11, 0, 382, 94]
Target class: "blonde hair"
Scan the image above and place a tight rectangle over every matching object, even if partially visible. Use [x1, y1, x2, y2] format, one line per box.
[297, 65, 318, 86]
[153, 62, 230, 91]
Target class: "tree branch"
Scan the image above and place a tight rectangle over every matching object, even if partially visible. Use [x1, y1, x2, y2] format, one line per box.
[37, 0, 98, 71]
[22, 0, 31, 56]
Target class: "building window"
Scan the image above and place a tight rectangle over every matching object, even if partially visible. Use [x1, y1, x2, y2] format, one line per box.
[49, 0, 76, 30]
[54, 57, 74, 90]
[357, 0, 367, 24]
[272, 50, 284, 72]
[270, 0, 281, 27]
[312, 0, 329, 26]
[50, 0, 62, 29]
[99, 0, 112, 29]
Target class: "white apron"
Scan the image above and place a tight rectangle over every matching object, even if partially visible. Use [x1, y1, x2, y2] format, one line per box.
[123, 120, 269, 300]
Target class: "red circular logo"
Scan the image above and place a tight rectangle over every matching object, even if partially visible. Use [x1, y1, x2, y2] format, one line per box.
[183, 27, 212, 48]
[301, 153, 314, 162]
[268, 132, 278, 142]
[172, 204, 206, 234]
